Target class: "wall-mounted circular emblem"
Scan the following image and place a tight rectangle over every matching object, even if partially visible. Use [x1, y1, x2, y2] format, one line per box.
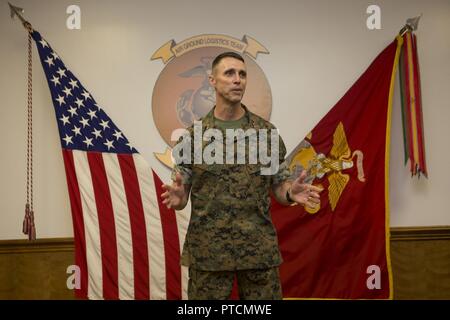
[151, 34, 272, 168]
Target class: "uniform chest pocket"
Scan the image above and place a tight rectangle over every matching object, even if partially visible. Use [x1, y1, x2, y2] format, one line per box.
[246, 164, 271, 188]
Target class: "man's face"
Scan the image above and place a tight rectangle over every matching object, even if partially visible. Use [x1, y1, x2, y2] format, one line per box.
[209, 57, 247, 104]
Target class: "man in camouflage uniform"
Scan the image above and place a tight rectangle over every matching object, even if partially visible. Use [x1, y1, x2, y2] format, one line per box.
[161, 52, 321, 300]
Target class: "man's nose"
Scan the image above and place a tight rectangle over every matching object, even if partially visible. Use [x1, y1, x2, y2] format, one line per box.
[232, 73, 241, 83]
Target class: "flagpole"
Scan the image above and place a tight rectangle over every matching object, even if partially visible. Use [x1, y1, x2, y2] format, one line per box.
[8, 2, 33, 31]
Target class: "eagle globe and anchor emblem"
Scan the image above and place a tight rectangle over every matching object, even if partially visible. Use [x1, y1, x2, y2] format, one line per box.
[150, 34, 273, 167]
[287, 122, 366, 214]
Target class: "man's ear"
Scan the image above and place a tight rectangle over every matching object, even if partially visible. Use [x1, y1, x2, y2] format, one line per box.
[208, 73, 215, 87]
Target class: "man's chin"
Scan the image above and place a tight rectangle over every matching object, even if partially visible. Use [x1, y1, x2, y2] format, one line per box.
[223, 99, 242, 105]
[228, 95, 243, 104]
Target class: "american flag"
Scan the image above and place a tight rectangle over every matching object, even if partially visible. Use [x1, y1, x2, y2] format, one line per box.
[31, 30, 189, 299]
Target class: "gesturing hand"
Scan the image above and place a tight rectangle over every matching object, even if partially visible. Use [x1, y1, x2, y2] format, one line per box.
[289, 170, 323, 208]
[161, 173, 187, 210]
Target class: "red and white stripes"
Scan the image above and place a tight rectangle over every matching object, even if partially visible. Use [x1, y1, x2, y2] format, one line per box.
[62, 149, 189, 300]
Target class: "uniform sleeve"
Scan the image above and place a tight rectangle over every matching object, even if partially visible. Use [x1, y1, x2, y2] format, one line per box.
[272, 133, 292, 185]
[171, 163, 192, 185]
[170, 129, 193, 185]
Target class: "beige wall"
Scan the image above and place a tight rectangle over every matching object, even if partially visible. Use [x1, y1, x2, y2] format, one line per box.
[1, 0, 449, 240]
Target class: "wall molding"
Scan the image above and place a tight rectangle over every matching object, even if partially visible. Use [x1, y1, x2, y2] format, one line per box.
[0, 226, 449, 253]
[0, 237, 74, 254]
[390, 226, 450, 241]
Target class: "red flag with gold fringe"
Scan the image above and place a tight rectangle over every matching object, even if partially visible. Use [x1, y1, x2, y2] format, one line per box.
[272, 37, 403, 299]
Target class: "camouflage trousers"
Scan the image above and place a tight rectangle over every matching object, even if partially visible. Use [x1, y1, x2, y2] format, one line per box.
[187, 267, 283, 300]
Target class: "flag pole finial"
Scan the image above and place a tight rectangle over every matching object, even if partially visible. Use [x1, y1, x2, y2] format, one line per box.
[8, 2, 33, 31]
[398, 14, 422, 37]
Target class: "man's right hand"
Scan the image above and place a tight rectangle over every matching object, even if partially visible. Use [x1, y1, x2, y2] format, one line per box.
[161, 172, 190, 210]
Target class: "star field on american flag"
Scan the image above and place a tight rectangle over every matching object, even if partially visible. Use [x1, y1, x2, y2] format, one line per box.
[32, 31, 137, 154]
